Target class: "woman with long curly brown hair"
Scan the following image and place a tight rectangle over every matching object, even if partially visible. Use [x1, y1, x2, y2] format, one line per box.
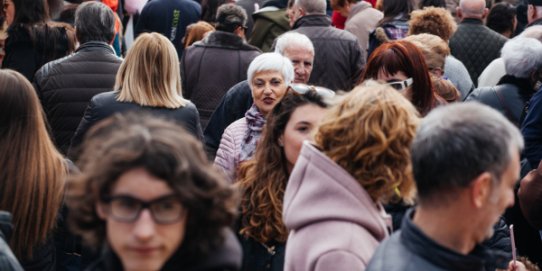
[282, 81, 420, 271]
[236, 89, 330, 271]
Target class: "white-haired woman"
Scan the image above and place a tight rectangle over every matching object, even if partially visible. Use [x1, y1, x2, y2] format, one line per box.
[467, 37, 542, 127]
[214, 52, 294, 183]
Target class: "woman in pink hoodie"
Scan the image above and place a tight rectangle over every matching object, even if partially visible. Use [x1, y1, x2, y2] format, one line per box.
[282, 81, 420, 271]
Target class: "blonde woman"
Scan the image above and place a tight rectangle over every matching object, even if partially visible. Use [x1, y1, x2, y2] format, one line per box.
[283, 82, 419, 271]
[70, 32, 203, 152]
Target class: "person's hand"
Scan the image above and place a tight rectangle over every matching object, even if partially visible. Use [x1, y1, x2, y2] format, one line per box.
[508, 260, 527, 271]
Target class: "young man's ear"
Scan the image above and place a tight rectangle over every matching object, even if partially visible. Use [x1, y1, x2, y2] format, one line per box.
[96, 203, 108, 220]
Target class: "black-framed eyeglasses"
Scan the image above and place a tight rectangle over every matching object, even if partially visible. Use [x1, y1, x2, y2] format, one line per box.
[101, 195, 185, 224]
[289, 83, 335, 99]
[387, 78, 413, 91]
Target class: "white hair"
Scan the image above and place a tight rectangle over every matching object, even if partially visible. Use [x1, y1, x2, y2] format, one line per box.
[294, 0, 326, 15]
[274, 32, 314, 55]
[501, 37, 542, 78]
[520, 25, 542, 42]
[247, 52, 295, 85]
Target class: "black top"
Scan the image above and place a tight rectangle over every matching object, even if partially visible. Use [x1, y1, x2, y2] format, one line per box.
[69, 91, 203, 155]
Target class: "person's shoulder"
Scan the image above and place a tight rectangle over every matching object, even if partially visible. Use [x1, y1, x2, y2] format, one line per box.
[366, 232, 418, 271]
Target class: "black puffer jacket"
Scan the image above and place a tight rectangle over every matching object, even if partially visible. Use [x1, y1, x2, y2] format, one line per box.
[449, 18, 507, 86]
[33, 42, 122, 154]
[291, 15, 363, 92]
[181, 31, 260, 129]
[466, 75, 534, 127]
[204, 80, 253, 159]
[69, 91, 203, 154]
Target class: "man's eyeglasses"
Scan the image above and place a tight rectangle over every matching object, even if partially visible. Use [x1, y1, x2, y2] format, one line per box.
[387, 78, 413, 91]
[101, 195, 185, 224]
[289, 83, 335, 99]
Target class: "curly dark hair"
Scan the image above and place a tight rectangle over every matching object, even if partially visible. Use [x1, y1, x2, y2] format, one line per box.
[67, 112, 238, 260]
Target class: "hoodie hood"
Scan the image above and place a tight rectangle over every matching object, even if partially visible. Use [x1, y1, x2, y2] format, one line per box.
[283, 142, 390, 240]
[348, 1, 372, 20]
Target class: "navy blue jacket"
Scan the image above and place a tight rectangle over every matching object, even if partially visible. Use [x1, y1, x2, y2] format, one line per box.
[522, 86, 542, 169]
[135, 0, 201, 58]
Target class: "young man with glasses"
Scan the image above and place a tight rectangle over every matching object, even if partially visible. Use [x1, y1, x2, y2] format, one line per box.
[68, 113, 241, 271]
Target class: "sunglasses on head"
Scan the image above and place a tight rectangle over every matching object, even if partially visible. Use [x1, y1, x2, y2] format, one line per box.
[289, 83, 335, 99]
[387, 78, 413, 91]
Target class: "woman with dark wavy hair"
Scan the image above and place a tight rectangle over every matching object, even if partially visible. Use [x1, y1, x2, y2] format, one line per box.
[67, 113, 241, 271]
[283, 82, 419, 271]
[361, 40, 445, 116]
[236, 90, 329, 271]
[2, 0, 75, 81]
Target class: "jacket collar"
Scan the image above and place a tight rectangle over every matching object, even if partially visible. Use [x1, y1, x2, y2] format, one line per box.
[400, 209, 509, 271]
[293, 14, 331, 29]
[76, 41, 116, 54]
[198, 31, 248, 50]
[528, 17, 542, 27]
[460, 18, 484, 25]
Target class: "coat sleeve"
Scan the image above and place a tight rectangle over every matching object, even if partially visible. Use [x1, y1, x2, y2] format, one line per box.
[313, 251, 366, 271]
[521, 89, 542, 169]
[349, 40, 364, 90]
[214, 126, 237, 183]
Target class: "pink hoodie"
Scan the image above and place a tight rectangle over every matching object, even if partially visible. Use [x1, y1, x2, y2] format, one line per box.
[283, 142, 391, 271]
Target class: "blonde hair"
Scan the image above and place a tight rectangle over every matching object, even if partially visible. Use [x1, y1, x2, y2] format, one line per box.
[116, 32, 187, 108]
[314, 81, 420, 203]
[404, 33, 450, 71]
[431, 75, 460, 103]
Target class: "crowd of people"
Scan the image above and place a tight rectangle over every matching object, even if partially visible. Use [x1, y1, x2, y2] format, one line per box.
[2, 0, 542, 270]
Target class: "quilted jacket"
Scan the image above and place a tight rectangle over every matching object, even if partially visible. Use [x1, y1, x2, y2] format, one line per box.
[214, 117, 248, 183]
[33, 42, 121, 154]
[449, 18, 507, 86]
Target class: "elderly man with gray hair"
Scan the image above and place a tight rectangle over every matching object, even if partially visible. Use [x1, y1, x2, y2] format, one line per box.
[367, 102, 526, 271]
[467, 37, 542, 126]
[288, 0, 363, 91]
[203, 32, 316, 159]
[33, 1, 122, 154]
[449, 0, 508, 86]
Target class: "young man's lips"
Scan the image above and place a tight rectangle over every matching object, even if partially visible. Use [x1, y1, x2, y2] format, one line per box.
[131, 247, 159, 255]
